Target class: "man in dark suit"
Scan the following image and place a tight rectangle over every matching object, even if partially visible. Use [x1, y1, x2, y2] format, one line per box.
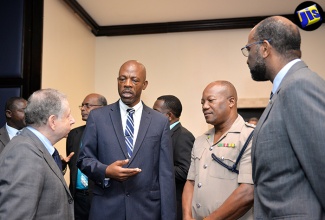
[242, 16, 325, 218]
[0, 97, 27, 154]
[65, 93, 107, 220]
[0, 88, 75, 219]
[78, 60, 176, 220]
[153, 95, 194, 220]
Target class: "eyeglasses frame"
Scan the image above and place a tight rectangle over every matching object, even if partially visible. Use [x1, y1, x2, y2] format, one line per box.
[241, 39, 272, 57]
[79, 103, 103, 110]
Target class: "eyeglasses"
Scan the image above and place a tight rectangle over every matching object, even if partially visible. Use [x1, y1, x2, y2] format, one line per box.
[79, 103, 103, 110]
[241, 39, 271, 57]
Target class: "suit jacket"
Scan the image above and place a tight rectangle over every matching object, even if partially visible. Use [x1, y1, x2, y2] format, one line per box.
[66, 125, 85, 196]
[0, 125, 10, 154]
[252, 61, 325, 219]
[78, 101, 176, 220]
[171, 122, 194, 220]
[0, 128, 74, 219]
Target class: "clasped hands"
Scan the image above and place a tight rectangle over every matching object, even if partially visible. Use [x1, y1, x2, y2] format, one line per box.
[105, 159, 141, 181]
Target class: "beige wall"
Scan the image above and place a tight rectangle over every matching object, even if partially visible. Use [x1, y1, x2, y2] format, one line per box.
[42, 0, 96, 182]
[42, 0, 325, 182]
[95, 26, 325, 137]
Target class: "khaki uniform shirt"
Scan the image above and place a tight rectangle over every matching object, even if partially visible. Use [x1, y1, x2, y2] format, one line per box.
[187, 115, 254, 220]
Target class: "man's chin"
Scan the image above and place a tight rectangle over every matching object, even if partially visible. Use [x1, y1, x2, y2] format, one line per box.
[121, 97, 134, 106]
[250, 72, 268, 81]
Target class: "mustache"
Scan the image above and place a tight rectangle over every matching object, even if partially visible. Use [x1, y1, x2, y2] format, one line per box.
[122, 89, 133, 93]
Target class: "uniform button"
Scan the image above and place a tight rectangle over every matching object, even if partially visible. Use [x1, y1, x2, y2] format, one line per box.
[209, 146, 213, 151]
[126, 192, 130, 197]
[197, 182, 202, 188]
[196, 203, 201, 208]
[203, 164, 208, 169]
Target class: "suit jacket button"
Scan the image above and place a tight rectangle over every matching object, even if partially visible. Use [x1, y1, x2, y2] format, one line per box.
[68, 199, 73, 204]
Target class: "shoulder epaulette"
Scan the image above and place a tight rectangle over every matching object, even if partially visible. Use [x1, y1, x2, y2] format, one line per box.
[245, 122, 256, 128]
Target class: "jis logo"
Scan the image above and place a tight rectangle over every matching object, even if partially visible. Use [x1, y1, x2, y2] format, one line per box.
[297, 4, 322, 28]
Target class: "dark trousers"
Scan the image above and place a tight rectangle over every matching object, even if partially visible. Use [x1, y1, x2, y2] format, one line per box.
[74, 190, 91, 220]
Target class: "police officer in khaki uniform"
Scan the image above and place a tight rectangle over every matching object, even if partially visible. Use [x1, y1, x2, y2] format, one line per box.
[182, 81, 254, 220]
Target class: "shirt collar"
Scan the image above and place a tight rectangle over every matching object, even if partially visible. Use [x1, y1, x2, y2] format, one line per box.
[170, 121, 180, 130]
[6, 123, 20, 139]
[272, 59, 301, 94]
[204, 114, 244, 141]
[119, 99, 142, 114]
[26, 126, 55, 155]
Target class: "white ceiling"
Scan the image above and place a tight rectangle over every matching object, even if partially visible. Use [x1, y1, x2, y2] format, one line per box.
[77, 0, 325, 26]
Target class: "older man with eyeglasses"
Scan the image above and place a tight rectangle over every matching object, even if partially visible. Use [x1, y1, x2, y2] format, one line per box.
[65, 93, 107, 220]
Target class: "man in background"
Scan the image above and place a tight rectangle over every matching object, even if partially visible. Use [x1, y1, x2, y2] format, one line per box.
[65, 93, 107, 220]
[153, 95, 195, 220]
[78, 60, 176, 219]
[0, 97, 27, 154]
[182, 81, 254, 220]
[247, 117, 258, 126]
[0, 88, 75, 219]
[243, 15, 325, 218]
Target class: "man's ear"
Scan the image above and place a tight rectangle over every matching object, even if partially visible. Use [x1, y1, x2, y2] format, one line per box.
[261, 40, 271, 58]
[228, 97, 235, 108]
[142, 80, 148, 90]
[5, 110, 12, 118]
[48, 115, 56, 130]
[166, 112, 173, 121]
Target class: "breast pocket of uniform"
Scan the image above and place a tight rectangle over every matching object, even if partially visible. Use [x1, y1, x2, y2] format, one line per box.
[209, 148, 237, 180]
[192, 146, 206, 176]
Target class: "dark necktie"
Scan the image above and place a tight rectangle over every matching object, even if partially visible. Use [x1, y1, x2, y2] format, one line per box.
[125, 109, 135, 158]
[52, 148, 62, 171]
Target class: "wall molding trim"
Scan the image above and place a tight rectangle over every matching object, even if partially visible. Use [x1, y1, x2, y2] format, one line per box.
[63, 0, 325, 37]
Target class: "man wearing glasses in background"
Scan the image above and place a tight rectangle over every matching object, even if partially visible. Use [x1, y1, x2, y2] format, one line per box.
[242, 16, 325, 219]
[64, 93, 107, 220]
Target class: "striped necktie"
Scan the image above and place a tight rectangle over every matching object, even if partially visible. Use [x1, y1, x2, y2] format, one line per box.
[125, 108, 135, 158]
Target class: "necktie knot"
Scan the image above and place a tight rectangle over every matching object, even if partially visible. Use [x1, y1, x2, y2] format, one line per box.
[127, 108, 135, 115]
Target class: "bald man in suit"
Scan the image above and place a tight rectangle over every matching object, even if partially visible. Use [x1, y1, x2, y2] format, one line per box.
[65, 93, 107, 220]
[243, 16, 325, 218]
[78, 60, 176, 220]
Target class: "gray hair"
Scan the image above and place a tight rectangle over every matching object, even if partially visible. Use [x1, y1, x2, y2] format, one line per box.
[25, 88, 68, 127]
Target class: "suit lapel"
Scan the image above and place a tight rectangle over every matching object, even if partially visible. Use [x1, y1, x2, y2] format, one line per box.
[23, 129, 72, 199]
[252, 61, 307, 170]
[171, 123, 180, 137]
[109, 102, 129, 159]
[129, 104, 152, 164]
[0, 126, 10, 145]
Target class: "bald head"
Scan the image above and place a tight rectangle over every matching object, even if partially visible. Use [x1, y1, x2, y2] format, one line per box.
[204, 81, 238, 104]
[201, 80, 238, 128]
[119, 60, 147, 81]
[253, 16, 301, 60]
[118, 60, 148, 107]
[80, 93, 107, 121]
